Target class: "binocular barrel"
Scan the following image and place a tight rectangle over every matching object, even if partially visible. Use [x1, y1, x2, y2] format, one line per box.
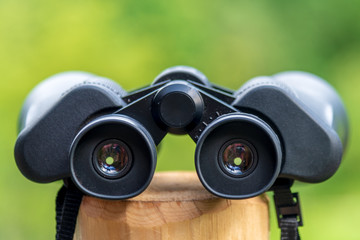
[15, 72, 127, 183]
[18, 72, 127, 132]
[273, 71, 348, 146]
[14, 66, 349, 199]
[233, 71, 348, 185]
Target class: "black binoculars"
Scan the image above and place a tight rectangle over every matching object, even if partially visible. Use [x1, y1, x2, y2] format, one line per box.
[15, 66, 348, 199]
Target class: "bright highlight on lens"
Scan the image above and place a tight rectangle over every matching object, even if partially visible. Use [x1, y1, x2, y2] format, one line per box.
[220, 140, 256, 177]
[93, 140, 132, 178]
[234, 157, 242, 166]
[105, 156, 115, 165]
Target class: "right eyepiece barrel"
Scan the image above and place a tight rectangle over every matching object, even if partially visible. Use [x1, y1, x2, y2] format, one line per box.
[195, 113, 282, 199]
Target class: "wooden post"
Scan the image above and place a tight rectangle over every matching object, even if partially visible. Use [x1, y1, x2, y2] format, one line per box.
[74, 171, 269, 240]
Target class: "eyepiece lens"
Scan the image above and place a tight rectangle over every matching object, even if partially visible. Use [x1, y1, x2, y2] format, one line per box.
[93, 140, 132, 179]
[220, 140, 257, 177]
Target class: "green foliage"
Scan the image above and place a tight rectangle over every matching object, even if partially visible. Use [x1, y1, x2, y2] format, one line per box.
[0, 0, 359, 239]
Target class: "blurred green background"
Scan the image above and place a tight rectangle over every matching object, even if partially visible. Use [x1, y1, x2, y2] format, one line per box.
[0, 0, 359, 239]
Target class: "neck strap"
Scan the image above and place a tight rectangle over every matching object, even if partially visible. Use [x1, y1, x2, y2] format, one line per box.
[56, 181, 83, 240]
[273, 184, 303, 240]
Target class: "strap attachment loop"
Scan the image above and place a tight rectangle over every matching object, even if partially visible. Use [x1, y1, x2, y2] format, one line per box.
[273, 185, 303, 240]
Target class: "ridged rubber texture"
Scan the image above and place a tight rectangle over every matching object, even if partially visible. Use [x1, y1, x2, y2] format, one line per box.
[234, 76, 296, 99]
[19, 72, 127, 132]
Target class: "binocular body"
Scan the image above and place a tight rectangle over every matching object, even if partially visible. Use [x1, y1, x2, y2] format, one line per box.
[15, 66, 348, 199]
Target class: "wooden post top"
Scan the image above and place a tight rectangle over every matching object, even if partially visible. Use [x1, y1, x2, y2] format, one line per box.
[74, 171, 269, 240]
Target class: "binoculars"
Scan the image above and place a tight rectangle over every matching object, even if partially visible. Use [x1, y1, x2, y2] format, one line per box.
[15, 66, 348, 199]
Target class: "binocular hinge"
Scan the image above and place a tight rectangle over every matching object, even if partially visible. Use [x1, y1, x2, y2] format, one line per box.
[273, 187, 303, 240]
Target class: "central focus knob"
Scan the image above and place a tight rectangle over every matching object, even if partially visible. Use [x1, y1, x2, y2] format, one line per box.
[152, 81, 204, 134]
[160, 92, 196, 128]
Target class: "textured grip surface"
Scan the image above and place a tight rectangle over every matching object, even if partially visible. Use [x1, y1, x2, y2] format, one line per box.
[15, 85, 126, 183]
[19, 72, 127, 132]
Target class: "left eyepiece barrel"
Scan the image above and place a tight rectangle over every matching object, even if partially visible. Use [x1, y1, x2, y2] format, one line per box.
[70, 115, 157, 199]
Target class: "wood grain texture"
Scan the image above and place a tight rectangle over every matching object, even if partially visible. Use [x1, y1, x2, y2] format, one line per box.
[74, 171, 269, 240]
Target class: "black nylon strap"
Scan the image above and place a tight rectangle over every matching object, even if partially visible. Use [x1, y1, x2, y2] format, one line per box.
[279, 217, 300, 240]
[56, 181, 83, 240]
[55, 186, 67, 235]
[273, 187, 303, 240]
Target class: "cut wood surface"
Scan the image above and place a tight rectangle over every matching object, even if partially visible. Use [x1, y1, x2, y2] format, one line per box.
[74, 171, 269, 240]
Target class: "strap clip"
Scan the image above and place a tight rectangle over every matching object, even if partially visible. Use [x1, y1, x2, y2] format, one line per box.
[275, 192, 303, 227]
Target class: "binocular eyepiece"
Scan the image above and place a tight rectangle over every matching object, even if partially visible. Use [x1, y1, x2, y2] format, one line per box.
[14, 66, 349, 199]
